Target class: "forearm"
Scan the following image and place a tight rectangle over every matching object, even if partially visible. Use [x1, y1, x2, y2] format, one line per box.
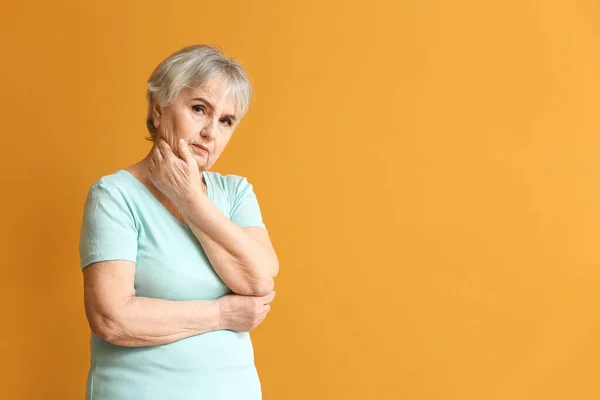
[180, 194, 277, 296]
[94, 296, 220, 347]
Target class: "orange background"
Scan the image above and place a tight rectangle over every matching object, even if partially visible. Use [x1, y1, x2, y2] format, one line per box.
[2, 0, 600, 399]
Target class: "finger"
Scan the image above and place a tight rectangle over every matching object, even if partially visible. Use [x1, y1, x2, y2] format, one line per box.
[157, 139, 168, 159]
[153, 144, 164, 162]
[262, 291, 276, 304]
[161, 138, 178, 162]
[178, 139, 194, 164]
[148, 156, 156, 170]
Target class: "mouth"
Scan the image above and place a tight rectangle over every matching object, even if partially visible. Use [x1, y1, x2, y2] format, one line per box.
[191, 143, 209, 153]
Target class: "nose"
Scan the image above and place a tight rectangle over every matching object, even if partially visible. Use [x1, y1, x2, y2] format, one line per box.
[200, 117, 217, 140]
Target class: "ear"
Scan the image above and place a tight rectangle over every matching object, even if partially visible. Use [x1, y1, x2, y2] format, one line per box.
[152, 99, 162, 129]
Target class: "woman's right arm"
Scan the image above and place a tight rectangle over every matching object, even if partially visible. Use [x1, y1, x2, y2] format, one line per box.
[83, 260, 275, 347]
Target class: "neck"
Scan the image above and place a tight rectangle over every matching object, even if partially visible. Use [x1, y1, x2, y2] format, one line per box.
[129, 147, 207, 199]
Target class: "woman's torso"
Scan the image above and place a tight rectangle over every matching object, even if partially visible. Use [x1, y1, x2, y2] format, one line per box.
[85, 169, 261, 400]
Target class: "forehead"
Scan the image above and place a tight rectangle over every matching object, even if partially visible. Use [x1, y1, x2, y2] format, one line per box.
[182, 76, 237, 116]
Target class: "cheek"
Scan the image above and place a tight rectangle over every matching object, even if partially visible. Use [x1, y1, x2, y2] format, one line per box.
[175, 116, 198, 137]
[163, 114, 182, 134]
[214, 136, 233, 155]
[210, 146, 223, 158]
[169, 106, 193, 126]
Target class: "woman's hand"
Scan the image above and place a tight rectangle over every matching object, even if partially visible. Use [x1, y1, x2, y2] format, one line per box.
[148, 138, 204, 206]
[217, 291, 276, 332]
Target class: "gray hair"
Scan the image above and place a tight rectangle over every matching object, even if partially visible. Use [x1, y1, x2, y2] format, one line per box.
[145, 44, 253, 141]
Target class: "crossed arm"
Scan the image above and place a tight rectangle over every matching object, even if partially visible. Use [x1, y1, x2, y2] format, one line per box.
[82, 177, 278, 347]
[83, 261, 275, 347]
[180, 191, 279, 296]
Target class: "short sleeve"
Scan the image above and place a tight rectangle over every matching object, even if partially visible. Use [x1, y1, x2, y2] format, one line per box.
[229, 176, 266, 229]
[79, 181, 138, 269]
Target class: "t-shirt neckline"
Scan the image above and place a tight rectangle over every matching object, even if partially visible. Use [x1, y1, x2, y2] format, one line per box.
[118, 169, 212, 231]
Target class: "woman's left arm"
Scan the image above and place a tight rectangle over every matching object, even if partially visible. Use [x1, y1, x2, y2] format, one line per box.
[148, 138, 278, 296]
[180, 193, 279, 296]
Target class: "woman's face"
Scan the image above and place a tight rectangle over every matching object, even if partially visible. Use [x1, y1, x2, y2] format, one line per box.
[152, 74, 238, 171]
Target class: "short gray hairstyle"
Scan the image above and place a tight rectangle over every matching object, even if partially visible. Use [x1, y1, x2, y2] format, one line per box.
[145, 44, 253, 141]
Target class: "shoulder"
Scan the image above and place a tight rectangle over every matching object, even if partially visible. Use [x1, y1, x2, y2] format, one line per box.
[204, 170, 248, 186]
[204, 171, 255, 197]
[84, 170, 136, 205]
[205, 171, 265, 228]
[92, 170, 132, 191]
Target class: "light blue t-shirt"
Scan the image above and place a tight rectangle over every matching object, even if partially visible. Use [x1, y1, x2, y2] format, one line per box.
[79, 169, 267, 400]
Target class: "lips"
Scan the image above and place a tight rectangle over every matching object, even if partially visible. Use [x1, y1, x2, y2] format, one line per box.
[191, 143, 209, 153]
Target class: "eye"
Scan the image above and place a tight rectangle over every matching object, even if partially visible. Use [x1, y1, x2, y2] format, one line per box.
[220, 118, 233, 127]
[192, 105, 205, 114]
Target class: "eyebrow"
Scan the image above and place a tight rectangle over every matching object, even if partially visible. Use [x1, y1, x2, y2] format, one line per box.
[191, 97, 237, 122]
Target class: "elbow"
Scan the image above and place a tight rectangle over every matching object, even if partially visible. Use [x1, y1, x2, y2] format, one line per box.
[250, 259, 278, 296]
[228, 259, 278, 296]
[252, 276, 275, 296]
[88, 311, 129, 346]
[233, 275, 275, 297]
[271, 258, 280, 278]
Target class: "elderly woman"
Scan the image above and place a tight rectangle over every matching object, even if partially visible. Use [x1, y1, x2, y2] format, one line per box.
[79, 44, 279, 400]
